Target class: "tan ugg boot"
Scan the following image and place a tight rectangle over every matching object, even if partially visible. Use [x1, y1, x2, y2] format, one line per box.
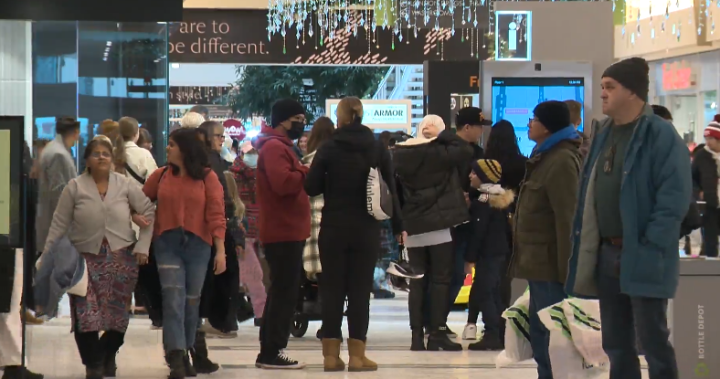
[322, 339, 346, 372]
[347, 338, 377, 372]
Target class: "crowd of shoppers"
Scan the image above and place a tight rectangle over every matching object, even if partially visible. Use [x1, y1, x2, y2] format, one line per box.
[0, 56, 700, 379]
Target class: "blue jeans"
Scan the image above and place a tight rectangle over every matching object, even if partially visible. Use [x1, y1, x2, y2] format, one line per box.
[528, 280, 566, 379]
[597, 243, 677, 379]
[154, 229, 211, 352]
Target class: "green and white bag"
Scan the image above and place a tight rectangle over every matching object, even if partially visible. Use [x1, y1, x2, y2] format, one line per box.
[496, 288, 533, 367]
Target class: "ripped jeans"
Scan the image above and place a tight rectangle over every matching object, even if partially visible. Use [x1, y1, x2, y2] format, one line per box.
[154, 229, 211, 352]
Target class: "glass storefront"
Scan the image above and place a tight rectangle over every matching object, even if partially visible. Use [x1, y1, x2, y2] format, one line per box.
[32, 21, 169, 168]
[651, 51, 720, 144]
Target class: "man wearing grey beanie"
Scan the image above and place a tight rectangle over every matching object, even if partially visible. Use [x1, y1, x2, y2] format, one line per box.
[566, 57, 690, 379]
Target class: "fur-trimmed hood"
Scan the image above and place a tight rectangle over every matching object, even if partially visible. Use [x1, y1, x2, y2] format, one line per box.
[478, 184, 515, 210]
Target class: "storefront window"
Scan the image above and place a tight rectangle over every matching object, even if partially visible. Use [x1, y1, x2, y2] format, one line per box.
[32, 21, 169, 171]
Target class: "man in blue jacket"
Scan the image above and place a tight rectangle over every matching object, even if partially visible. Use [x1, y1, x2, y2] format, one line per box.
[566, 57, 690, 379]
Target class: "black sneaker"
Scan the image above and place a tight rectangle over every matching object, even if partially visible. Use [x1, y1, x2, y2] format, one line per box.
[438, 325, 458, 339]
[386, 261, 424, 279]
[2, 366, 44, 379]
[255, 353, 306, 370]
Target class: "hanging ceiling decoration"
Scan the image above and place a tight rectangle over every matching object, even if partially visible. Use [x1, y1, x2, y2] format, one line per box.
[265, 0, 491, 58]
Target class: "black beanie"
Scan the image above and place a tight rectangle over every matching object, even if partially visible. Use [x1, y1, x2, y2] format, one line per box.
[271, 99, 305, 128]
[602, 57, 650, 102]
[533, 101, 571, 134]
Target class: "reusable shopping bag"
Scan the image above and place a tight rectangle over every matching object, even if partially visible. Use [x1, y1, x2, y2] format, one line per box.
[562, 298, 608, 367]
[496, 287, 533, 367]
[538, 301, 607, 379]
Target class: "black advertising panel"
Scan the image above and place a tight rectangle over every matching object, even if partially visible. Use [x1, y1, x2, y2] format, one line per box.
[169, 86, 233, 105]
[423, 60, 481, 128]
[169, 9, 490, 64]
[0, 0, 183, 22]
[0, 117, 26, 249]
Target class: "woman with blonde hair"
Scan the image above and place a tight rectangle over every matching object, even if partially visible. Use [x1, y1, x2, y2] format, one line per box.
[304, 97, 403, 372]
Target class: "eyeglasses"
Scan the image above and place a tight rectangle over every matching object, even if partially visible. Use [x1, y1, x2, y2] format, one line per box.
[91, 151, 112, 159]
[213, 134, 225, 140]
[603, 143, 617, 174]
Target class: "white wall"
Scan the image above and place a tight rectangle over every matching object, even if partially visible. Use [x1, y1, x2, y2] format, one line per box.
[494, 1, 614, 121]
[0, 21, 33, 146]
[169, 63, 239, 86]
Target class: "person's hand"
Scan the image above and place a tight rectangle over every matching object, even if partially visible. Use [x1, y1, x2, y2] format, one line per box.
[132, 214, 151, 228]
[464, 192, 470, 206]
[469, 172, 481, 189]
[396, 231, 408, 245]
[238, 219, 246, 233]
[135, 253, 149, 265]
[699, 191, 704, 200]
[236, 245, 245, 259]
[214, 252, 227, 275]
[464, 262, 475, 276]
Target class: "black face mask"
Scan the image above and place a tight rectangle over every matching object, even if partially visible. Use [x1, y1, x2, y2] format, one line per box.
[287, 121, 305, 140]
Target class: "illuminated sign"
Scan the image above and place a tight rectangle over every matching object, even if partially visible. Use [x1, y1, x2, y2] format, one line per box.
[325, 99, 412, 133]
[662, 61, 695, 91]
[495, 11, 532, 61]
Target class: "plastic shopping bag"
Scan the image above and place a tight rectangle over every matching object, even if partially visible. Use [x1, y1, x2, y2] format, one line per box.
[496, 288, 533, 368]
[562, 298, 608, 367]
[538, 302, 607, 379]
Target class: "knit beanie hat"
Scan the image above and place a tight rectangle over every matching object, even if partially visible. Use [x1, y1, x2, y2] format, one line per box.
[180, 112, 205, 129]
[705, 115, 720, 140]
[472, 159, 502, 184]
[271, 99, 305, 128]
[533, 101, 571, 134]
[602, 57, 650, 102]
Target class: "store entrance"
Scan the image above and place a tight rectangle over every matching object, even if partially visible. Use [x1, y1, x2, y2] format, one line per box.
[664, 95, 698, 143]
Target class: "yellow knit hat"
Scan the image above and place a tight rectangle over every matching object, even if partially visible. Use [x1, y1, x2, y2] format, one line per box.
[472, 159, 502, 184]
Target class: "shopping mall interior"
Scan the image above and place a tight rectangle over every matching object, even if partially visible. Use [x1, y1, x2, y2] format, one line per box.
[3, 0, 720, 378]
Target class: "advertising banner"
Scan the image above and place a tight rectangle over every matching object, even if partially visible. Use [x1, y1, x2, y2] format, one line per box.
[326, 99, 412, 133]
[0, 117, 25, 249]
[170, 9, 490, 65]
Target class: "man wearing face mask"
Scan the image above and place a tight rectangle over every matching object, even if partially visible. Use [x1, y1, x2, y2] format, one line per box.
[254, 99, 311, 369]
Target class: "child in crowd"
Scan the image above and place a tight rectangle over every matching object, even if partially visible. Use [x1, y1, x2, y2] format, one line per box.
[463, 159, 514, 351]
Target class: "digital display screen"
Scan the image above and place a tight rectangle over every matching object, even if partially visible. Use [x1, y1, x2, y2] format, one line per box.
[495, 11, 532, 61]
[491, 77, 584, 156]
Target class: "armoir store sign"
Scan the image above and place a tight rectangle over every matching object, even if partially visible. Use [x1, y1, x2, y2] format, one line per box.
[326, 100, 412, 131]
[170, 9, 490, 65]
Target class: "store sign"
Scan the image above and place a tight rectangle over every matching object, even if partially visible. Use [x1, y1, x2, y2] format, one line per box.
[170, 9, 489, 64]
[662, 61, 696, 91]
[169, 86, 232, 105]
[326, 100, 412, 132]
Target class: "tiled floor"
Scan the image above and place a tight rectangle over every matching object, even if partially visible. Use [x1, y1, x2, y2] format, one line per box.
[23, 293, 648, 379]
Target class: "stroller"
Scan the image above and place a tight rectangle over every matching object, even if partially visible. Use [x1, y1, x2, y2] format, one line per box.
[290, 272, 349, 339]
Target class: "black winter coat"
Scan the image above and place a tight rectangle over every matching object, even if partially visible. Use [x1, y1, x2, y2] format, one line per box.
[304, 122, 403, 233]
[692, 148, 718, 208]
[393, 130, 473, 235]
[465, 188, 515, 263]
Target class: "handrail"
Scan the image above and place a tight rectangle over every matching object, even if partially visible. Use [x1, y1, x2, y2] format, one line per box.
[373, 65, 397, 99]
[388, 65, 415, 99]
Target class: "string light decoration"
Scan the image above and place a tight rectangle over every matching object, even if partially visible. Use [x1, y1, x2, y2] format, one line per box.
[618, 0, 714, 47]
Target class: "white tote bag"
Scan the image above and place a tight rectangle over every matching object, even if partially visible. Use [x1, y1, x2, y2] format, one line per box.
[562, 298, 608, 367]
[496, 288, 533, 367]
[538, 302, 607, 379]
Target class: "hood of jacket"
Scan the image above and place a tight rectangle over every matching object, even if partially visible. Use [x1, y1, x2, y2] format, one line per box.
[532, 126, 581, 157]
[478, 184, 515, 210]
[333, 122, 376, 151]
[255, 125, 294, 150]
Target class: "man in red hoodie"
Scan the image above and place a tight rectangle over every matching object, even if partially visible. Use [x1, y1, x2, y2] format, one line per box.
[254, 99, 311, 370]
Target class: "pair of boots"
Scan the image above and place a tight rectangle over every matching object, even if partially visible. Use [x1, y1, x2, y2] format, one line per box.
[411, 328, 462, 351]
[166, 350, 194, 379]
[322, 338, 377, 372]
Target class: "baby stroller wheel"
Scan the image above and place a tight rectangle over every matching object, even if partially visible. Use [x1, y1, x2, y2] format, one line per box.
[290, 312, 309, 338]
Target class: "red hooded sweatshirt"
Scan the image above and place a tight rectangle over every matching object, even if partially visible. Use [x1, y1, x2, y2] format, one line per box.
[255, 126, 311, 244]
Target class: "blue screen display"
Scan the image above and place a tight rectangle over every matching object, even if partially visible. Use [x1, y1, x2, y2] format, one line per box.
[491, 77, 584, 156]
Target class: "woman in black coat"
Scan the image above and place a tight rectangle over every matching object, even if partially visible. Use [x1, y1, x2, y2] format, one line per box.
[304, 97, 402, 372]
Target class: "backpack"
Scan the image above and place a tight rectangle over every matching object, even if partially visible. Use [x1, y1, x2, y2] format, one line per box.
[366, 142, 393, 220]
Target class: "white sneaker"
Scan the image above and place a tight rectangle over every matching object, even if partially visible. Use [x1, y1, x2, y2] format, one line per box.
[462, 324, 478, 340]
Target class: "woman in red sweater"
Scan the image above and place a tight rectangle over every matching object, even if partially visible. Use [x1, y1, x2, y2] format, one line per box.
[143, 128, 226, 379]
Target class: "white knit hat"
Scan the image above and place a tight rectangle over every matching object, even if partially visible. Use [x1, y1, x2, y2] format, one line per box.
[180, 112, 205, 129]
[417, 114, 445, 140]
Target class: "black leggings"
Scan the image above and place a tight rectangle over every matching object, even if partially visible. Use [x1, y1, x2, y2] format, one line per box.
[74, 330, 125, 367]
[319, 225, 379, 341]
